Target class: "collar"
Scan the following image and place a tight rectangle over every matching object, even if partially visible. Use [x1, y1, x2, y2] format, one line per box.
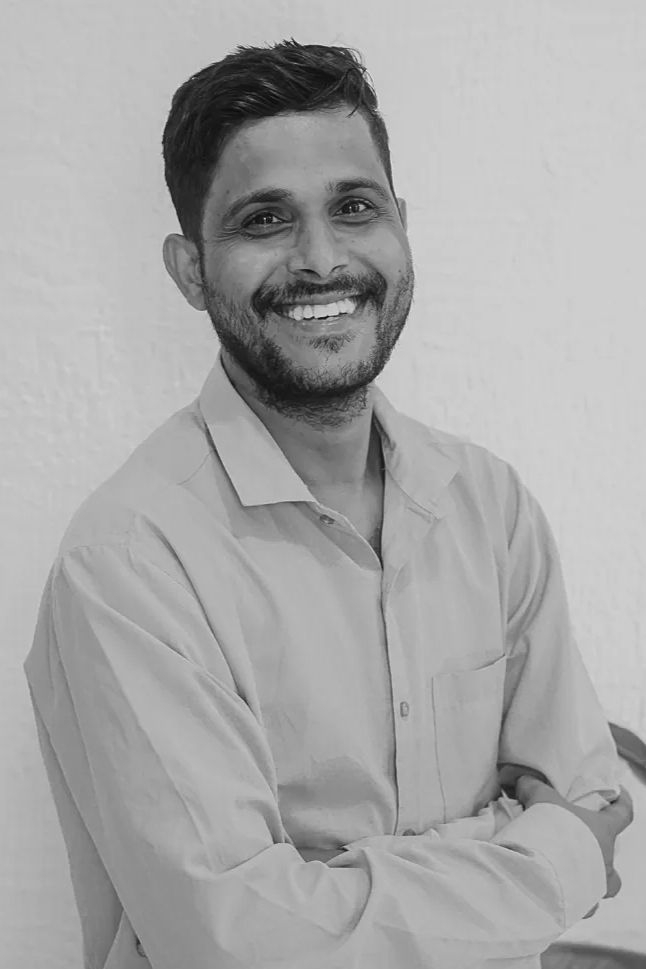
[198, 349, 458, 518]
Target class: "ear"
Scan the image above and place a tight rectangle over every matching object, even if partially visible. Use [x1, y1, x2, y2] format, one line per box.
[162, 234, 206, 311]
[396, 197, 407, 231]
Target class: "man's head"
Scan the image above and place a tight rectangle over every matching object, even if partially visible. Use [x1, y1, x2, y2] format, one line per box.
[162, 39, 415, 425]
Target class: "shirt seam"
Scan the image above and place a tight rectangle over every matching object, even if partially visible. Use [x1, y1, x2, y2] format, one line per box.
[59, 434, 213, 560]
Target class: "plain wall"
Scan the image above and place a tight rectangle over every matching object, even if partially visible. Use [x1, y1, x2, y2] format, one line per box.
[2, 1, 645, 966]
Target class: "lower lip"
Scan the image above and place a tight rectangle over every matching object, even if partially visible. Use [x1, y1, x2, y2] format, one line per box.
[272, 300, 368, 335]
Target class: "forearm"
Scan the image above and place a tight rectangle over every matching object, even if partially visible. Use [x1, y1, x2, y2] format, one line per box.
[287, 801, 607, 969]
[298, 775, 617, 866]
[70, 786, 607, 969]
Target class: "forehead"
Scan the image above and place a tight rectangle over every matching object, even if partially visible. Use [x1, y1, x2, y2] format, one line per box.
[208, 107, 387, 212]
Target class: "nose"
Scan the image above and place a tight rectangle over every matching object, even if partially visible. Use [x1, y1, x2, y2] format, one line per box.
[286, 218, 349, 279]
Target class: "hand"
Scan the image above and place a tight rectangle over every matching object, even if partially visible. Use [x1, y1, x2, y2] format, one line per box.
[516, 776, 633, 914]
[498, 763, 549, 798]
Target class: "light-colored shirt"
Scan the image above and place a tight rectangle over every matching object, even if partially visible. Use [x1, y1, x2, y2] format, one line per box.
[24, 349, 623, 969]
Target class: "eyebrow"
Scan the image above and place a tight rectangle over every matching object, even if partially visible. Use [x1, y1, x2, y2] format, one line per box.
[221, 177, 392, 223]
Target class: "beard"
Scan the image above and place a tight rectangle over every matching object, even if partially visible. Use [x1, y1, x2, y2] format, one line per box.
[199, 260, 415, 427]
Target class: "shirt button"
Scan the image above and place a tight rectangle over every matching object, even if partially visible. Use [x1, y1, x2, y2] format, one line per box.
[402, 828, 416, 836]
[135, 938, 146, 957]
[319, 514, 335, 525]
[399, 701, 410, 718]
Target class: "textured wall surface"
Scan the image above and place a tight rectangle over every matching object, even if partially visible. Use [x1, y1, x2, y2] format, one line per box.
[2, 1, 645, 966]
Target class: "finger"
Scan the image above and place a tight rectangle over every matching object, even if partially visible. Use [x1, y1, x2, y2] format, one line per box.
[515, 775, 558, 807]
[498, 765, 528, 796]
[604, 869, 622, 899]
[515, 775, 543, 803]
[499, 765, 549, 786]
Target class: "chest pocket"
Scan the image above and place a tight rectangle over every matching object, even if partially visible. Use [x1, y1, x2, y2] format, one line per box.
[431, 654, 507, 822]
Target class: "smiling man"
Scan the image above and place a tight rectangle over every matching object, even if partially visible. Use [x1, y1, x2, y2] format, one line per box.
[25, 39, 631, 969]
[162, 101, 415, 561]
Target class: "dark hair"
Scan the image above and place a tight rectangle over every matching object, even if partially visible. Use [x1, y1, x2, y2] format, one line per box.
[162, 38, 396, 245]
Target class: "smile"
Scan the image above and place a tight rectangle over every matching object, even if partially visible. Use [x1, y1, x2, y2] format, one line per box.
[279, 296, 360, 322]
[270, 298, 369, 335]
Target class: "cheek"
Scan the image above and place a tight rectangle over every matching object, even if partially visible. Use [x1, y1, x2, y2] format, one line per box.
[202, 262, 253, 307]
[368, 231, 409, 271]
[223, 254, 274, 303]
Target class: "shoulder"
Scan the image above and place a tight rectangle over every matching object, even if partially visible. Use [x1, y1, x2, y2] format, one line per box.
[403, 411, 525, 507]
[57, 399, 213, 558]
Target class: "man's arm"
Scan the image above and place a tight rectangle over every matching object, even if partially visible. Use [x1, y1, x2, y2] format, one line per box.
[515, 775, 632, 915]
[26, 541, 610, 969]
[497, 462, 623, 809]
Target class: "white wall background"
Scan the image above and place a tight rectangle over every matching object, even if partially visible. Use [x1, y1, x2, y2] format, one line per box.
[2, 1, 645, 966]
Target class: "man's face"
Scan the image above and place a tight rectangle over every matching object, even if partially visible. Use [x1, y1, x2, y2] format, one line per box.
[196, 106, 415, 410]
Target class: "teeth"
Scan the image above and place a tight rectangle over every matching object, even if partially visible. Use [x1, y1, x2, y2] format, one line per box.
[283, 297, 358, 321]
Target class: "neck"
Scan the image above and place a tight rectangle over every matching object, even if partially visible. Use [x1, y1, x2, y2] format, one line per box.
[220, 351, 379, 491]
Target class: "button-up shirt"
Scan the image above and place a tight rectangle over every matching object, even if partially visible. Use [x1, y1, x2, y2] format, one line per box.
[24, 349, 623, 969]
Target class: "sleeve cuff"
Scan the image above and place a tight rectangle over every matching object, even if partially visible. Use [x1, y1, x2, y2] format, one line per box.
[493, 802, 607, 928]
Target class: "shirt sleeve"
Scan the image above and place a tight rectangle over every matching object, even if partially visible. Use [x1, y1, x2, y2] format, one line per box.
[498, 463, 624, 808]
[29, 541, 608, 969]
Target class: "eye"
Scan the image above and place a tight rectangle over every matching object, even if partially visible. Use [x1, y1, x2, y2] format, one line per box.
[241, 198, 375, 234]
[339, 198, 374, 216]
[244, 211, 282, 229]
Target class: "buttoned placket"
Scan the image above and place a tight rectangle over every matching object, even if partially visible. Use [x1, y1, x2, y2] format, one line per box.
[379, 496, 444, 837]
[382, 589, 419, 836]
[317, 497, 425, 837]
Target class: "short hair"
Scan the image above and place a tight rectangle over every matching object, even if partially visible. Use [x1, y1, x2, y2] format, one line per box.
[162, 38, 397, 245]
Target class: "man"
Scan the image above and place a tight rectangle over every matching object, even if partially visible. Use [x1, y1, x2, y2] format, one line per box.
[25, 39, 632, 969]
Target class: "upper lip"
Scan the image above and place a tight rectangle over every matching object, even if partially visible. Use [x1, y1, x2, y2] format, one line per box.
[279, 292, 362, 307]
